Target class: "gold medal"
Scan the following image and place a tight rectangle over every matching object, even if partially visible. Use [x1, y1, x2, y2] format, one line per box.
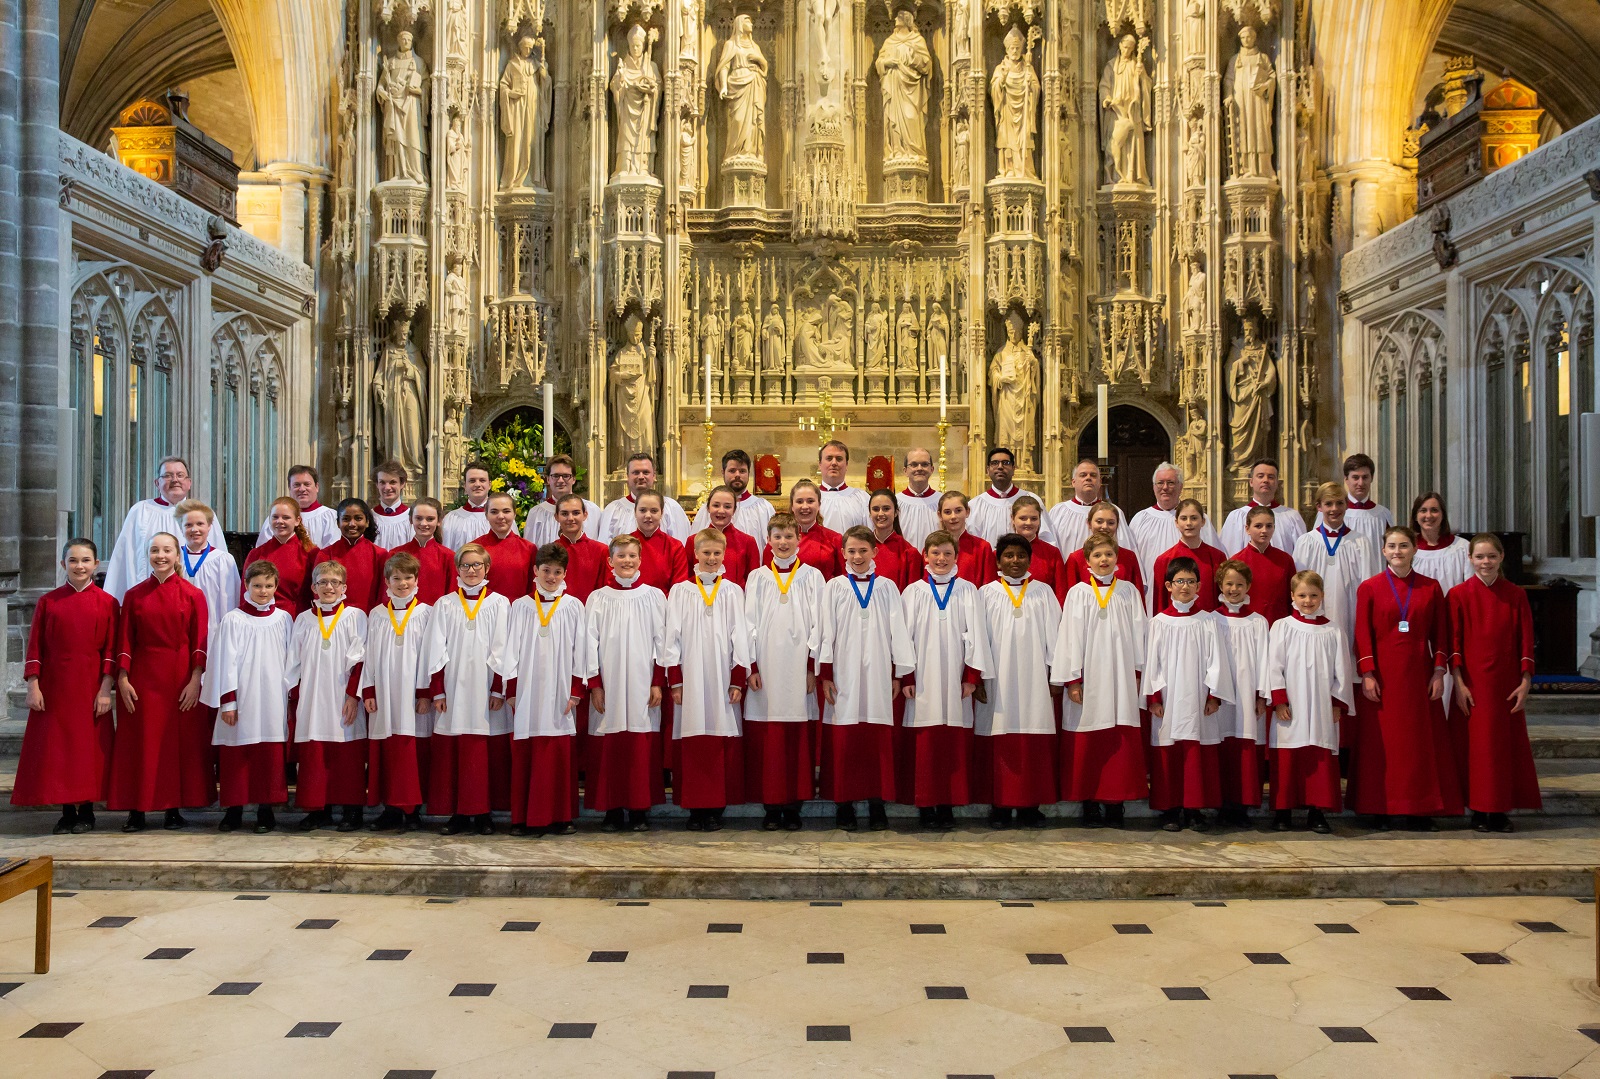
[535, 593, 561, 639]
[1001, 578, 1029, 620]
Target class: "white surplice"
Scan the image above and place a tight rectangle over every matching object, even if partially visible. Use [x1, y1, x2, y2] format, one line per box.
[691, 492, 775, 541]
[1142, 607, 1234, 746]
[816, 573, 915, 727]
[440, 504, 491, 551]
[423, 586, 512, 736]
[181, 544, 241, 633]
[499, 588, 597, 738]
[373, 502, 416, 549]
[103, 497, 227, 601]
[585, 582, 666, 734]
[1128, 505, 1222, 611]
[901, 573, 993, 729]
[1050, 577, 1146, 733]
[1343, 501, 1394, 557]
[203, 606, 293, 746]
[974, 576, 1062, 736]
[1292, 525, 1376, 653]
[284, 602, 368, 743]
[661, 574, 753, 739]
[1414, 536, 1472, 593]
[523, 498, 603, 546]
[1265, 615, 1354, 750]
[1220, 502, 1306, 557]
[1214, 605, 1271, 743]
[967, 487, 1059, 546]
[256, 504, 339, 550]
[1046, 498, 1129, 561]
[359, 598, 435, 739]
[895, 489, 942, 550]
[595, 495, 692, 544]
[817, 484, 872, 533]
[743, 560, 823, 724]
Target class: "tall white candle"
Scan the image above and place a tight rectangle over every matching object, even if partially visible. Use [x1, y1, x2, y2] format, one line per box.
[1096, 384, 1109, 460]
[542, 382, 554, 458]
[704, 349, 712, 420]
[939, 353, 947, 420]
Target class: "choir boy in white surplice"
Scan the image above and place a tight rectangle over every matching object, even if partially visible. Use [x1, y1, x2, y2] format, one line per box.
[900, 530, 993, 829]
[1265, 571, 1352, 832]
[422, 542, 511, 835]
[816, 526, 915, 831]
[586, 535, 668, 829]
[1292, 482, 1377, 652]
[663, 531, 753, 830]
[1142, 556, 1235, 830]
[501, 543, 597, 835]
[205, 560, 293, 832]
[284, 560, 368, 829]
[1213, 560, 1272, 824]
[176, 501, 240, 633]
[1050, 533, 1147, 828]
[974, 534, 1063, 826]
[358, 552, 434, 832]
[743, 513, 823, 830]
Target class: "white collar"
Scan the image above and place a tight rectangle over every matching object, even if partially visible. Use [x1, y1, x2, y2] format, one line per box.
[770, 553, 798, 569]
[695, 570, 724, 585]
[388, 590, 418, 608]
[1170, 597, 1197, 613]
[1000, 572, 1029, 586]
[611, 573, 640, 588]
[246, 597, 276, 612]
[456, 581, 486, 596]
[928, 569, 956, 584]
[1091, 570, 1116, 586]
[1221, 597, 1249, 614]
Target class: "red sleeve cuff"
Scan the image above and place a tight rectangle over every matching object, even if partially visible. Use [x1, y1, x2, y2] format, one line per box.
[191, 649, 206, 669]
[901, 671, 916, 689]
[1205, 694, 1219, 708]
[1148, 689, 1163, 706]
[490, 674, 504, 696]
[504, 678, 519, 699]
[361, 686, 376, 702]
[100, 658, 115, 676]
[963, 666, 983, 686]
[653, 665, 667, 687]
[667, 665, 683, 687]
[570, 676, 586, 698]
[1356, 656, 1376, 675]
[1270, 689, 1289, 707]
[819, 662, 834, 680]
[1520, 658, 1535, 676]
[23, 660, 40, 678]
[220, 691, 237, 706]
[117, 651, 132, 673]
[1063, 677, 1083, 688]
[730, 666, 747, 690]
[748, 661, 760, 677]
[428, 671, 445, 697]
[415, 686, 433, 701]
[1333, 697, 1346, 716]
[345, 664, 363, 698]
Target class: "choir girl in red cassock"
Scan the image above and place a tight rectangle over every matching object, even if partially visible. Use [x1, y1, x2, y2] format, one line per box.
[1349, 525, 1463, 830]
[1151, 499, 1226, 613]
[243, 497, 317, 616]
[691, 485, 761, 587]
[868, 489, 925, 592]
[938, 491, 998, 587]
[762, 479, 844, 580]
[13, 539, 118, 833]
[1449, 533, 1540, 832]
[395, 498, 457, 605]
[1231, 505, 1295, 624]
[314, 498, 389, 612]
[553, 494, 611, 603]
[108, 531, 212, 831]
[628, 490, 691, 593]
[1063, 502, 1146, 601]
[474, 492, 536, 599]
[1010, 496, 1068, 606]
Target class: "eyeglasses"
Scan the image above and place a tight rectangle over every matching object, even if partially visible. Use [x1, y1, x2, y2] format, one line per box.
[460, 561, 488, 570]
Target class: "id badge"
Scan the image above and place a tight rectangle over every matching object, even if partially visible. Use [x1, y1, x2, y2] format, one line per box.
[1397, 620, 1410, 633]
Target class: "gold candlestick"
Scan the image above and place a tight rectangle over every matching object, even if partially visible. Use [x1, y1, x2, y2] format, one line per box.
[703, 418, 716, 503]
[936, 418, 950, 493]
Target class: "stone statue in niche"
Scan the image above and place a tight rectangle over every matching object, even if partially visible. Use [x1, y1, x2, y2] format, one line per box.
[991, 26, 1040, 180]
[927, 302, 949, 370]
[951, 0, 970, 59]
[952, 116, 970, 188]
[446, 0, 470, 59]
[794, 294, 854, 372]
[716, 14, 768, 165]
[864, 302, 889, 372]
[446, 113, 469, 189]
[731, 302, 755, 374]
[877, 9, 932, 165]
[1099, 33, 1152, 186]
[1225, 25, 1276, 179]
[610, 312, 656, 459]
[896, 303, 921, 371]
[376, 30, 430, 184]
[1183, 265, 1207, 337]
[374, 318, 428, 479]
[610, 24, 661, 180]
[445, 268, 471, 336]
[680, 0, 699, 63]
[761, 303, 786, 372]
[989, 310, 1039, 469]
[701, 308, 724, 384]
[1182, 0, 1205, 59]
[500, 35, 553, 190]
[1177, 408, 1207, 483]
[810, 0, 841, 87]
[1226, 314, 1277, 468]
[1183, 117, 1205, 189]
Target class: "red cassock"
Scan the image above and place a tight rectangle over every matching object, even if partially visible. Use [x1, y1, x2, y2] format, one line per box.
[12, 583, 119, 806]
[1028, 541, 1070, 606]
[872, 532, 925, 593]
[1232, 543, 1296, 624]
[1448, 575, 1541, 813]
[395, 538, 458, 605]
[556, 533, 611, 603]
[314, 536, 390, 612]
[955, 531, 997, 587]
[686, 524, 760, 587]
[1151, 541, 1226, 612]
[1063, 547, 1146, 601]
[1349, 569, 1463, 816]
[475, 531, 535, 599]
[629, 529, 690, 594]
[108, 572, 213, 811]
[764, 524, 844, 580]
[243, 537, 315, 616]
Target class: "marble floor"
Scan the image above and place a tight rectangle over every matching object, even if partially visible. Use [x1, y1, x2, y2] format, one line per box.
[1, 888, 1597, 1078]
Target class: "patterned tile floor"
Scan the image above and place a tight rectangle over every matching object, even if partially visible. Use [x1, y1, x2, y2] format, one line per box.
[2, 889, 1598, 1078]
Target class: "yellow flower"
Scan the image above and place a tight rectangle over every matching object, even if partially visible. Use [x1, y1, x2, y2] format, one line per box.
[491, 476, 506, 491]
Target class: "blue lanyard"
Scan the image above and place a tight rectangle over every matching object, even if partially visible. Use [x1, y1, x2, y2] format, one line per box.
[1318, 525, 1344, 558]
[182, 545, 212, 577]
[1383, 569, 1413, 624]
[848, 574, 876, 610]
[926, 574, 954, 612]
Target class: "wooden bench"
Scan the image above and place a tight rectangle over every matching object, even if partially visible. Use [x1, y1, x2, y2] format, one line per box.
[0, 856, 52, 974]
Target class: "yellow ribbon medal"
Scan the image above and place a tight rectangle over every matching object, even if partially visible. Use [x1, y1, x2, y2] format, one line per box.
[534, 593, 561, 638]
[458, 587, 487, 632]
[695, 576, 722, 616]
[1090, 576, 1115, 612]
[387, 598, 418, 638]
[771, 561, 798, 605]
[315, 603, 344, 650]
[1000, 578, 1029, 620]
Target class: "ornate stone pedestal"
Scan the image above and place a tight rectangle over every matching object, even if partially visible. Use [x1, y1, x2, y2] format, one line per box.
[720, 154, 767, 208]
[1222, 176, 1280, 316]
[884, 154, 929, 203]
[371, 179, 430, 317]
[794, 104, 855, 240]
[604, 178, 664, 313]
[985, 178, 1046, 314]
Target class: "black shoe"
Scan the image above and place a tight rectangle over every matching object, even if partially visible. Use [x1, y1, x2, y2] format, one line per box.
[336, 806, 364, 833]
[763, 807, 783, 831]
[835, 803, 858, 832]
[1185, 810, 1210, 833]
[550, 820, 577, 836]
[474, 813, 494, 836]
[988, 807, 1013, 830]
[368, 807, 405, 832]
[1307, 808, 1331, 834]
[685, 809, 705, 832]
[297, 809, 331, 832]
[53, 805, 77, 835]
[403, 811, 424, 833]
[1222, 804, 1252, 828]
[122, 810, 146, 833]
[219, 807, 244, 833]
[919, 806, 938, 829]
[1273, 809, 1293, 832]
[628, 810, 651, 832]
[867, 801, 889, 831]
[602, 809, 625, 833]
[1472, 811, 1490, 832]
[703, 810, 724, 833]
[508, 823, 532, 837]
[1104, 803, 1125, 829]
[72, 807, 96, 834]
[1017, 807, 1048, 829]
[936, 805, 956, 831]
[1406, 815, 1438, 832]
[254, 807, 276, 834]
[782, 806, 804, 831]
[1372, 814, 1392, 832]
[1159, 809, 1182, 832]
[1080, 801, 1105, 829]
[163, 809, 187, 830]
[1489, 812, 1514, 833]
[440, 814, 471, 836]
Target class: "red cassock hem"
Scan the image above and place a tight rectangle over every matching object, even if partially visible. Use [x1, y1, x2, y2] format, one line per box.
[1449, 707, 1542, 813]
[1348, 697, 1464, 816]
[510, 735, 580, 827]
[742, 720, 814, 805]
[675, 734, 746, 809]
[897, 724, 974, 807]
[1218, 736, 1265, 807]
[818, 723, 897, 802]
[218, 743, 288, 806]
[11, 712, 113, 807]
[1268, 746, 1343, 811]
[488, 731, 513, 812]
[427, 733, 491, 815]
[972, 732, 1059, 807]
[1058, 725, 1148, 803]
[367, 734, 429, 810]
[295, 739, 368, 809]
[586, 731, 664, 811]
[108, 701, 218, 812]
[1147, 740, 1222, 810]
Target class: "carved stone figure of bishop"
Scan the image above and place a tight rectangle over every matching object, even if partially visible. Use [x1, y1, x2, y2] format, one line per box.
[990, 27, 1040, 180]
[376, 31, 429, 184]
[989, 310, 1039, 469]
[1226, 25, 1277, 179]
[876, 10, 932, 164]
[374, 319, 428, 480]
[610, 313, 656, 460]
[500, 35, 552, 190]
[610, 24, 661, 180]
[1226, 314, 1277, 468]
[1099, 33, 1152, 186]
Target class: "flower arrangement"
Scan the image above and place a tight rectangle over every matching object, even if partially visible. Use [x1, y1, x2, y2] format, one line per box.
[460, 414, 582, 521]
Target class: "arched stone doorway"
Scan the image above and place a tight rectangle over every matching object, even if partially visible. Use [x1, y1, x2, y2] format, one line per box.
[483, 404, 574, 457]
[1077, 405, 1172, 510]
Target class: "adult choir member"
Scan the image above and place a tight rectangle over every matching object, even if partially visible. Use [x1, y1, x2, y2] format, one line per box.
[1265, 571, 1351, 833]
[395, 497, 457, 604]
[1341, 453, 1393, 554]
[1411, 492, 1472, 592]
[175, 500, 240, 632]
[314, 499, 389, 612]
[475, 491, 536, 598]
[816, 440, 872, 532]
[1047, 459, 1128, 556]
[1010, 496, 1068, 605]
[763, 479, 843, 580]
[1127, 462, 1221, 592]
[244, 498, 317, 616]
[597, 454, 692, 542]
[1219, 459, 1306, 556]
[868, 489, 924, 591]
[441, 461, 495, 551]
[1150, 499, 1226, 613]
[523, 454, 603, 545]
[938, 491, 998, 586]
[896, 448, 942, 549]
[692, 485, 761, 586]
[255, 465, 339, 548]
[968, 447, 1058, 545]
[104, 455, 226, 601]
[1231, 505, 1295, 623]
[690, 449, 775, 539]
[372, 460, 415, 549]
